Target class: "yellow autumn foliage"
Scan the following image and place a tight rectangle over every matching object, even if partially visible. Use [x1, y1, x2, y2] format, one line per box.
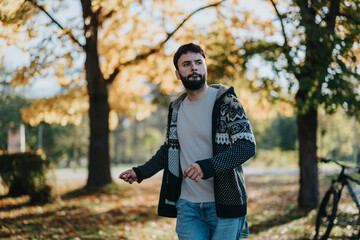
[20, 88, 89, 126]
[108, 110, 118, 131]
[1, 0, 294, 127]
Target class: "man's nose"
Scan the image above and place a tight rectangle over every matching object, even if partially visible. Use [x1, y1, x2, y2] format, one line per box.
[191, 63, 197, 71]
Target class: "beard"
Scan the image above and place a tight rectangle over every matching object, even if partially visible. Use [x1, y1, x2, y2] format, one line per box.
[179, 72, 206, 91]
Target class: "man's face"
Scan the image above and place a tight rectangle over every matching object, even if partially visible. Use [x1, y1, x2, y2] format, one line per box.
[175, 52, 207, 91]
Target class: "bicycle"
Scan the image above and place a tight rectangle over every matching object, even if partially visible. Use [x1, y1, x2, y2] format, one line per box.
[313, 155, 360, 240]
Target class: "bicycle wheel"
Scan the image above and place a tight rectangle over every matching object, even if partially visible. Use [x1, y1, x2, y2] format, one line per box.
[314, 187, 339, 240]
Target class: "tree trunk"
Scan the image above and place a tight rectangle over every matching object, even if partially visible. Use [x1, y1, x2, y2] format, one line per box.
[81, 0, 112, 188]
[297, 107, 318, 209]
[86, 91, 112, 187]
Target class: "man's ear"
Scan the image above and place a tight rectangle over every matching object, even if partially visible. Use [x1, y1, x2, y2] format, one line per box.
[175, 70, 181, 80]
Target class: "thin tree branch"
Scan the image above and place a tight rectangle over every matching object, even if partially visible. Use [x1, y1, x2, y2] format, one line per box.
[268, 0, 298, 76]
[295, 0, 316, 24]
[27, 0, 85, 49]
[295, 0, 310, 16]
[104, 10, 115, 19]
[269, 0, 288, 47]
[106, 0, 226, 85]
[163, 0, 226, 46]
[325, 0, 340, 30]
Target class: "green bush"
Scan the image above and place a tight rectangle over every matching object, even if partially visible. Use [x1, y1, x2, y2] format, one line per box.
[0, 152, 51, 204]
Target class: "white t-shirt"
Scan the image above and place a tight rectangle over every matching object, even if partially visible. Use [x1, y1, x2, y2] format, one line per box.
[178, 87, 218, 203]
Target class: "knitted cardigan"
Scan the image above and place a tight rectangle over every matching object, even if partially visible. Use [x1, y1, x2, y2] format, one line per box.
[133, 84, 256, 218]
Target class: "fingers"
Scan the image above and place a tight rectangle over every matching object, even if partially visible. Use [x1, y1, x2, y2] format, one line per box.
[119, 169, 138, 184]
[119, 172, 136, 184]
[183, 163, 203, 182]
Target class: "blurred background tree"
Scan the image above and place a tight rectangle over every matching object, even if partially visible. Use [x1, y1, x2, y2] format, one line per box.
[232, 0, 360, 209]
[0, 0, 225, 187]
[0, 62, 88, 165]
[0, 65, 37, 151]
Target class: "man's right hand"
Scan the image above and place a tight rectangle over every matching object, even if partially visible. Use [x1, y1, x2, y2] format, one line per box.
[119, 169, 138, 184]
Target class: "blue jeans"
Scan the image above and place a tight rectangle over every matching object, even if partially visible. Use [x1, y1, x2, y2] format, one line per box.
[175, 199, 249, 240]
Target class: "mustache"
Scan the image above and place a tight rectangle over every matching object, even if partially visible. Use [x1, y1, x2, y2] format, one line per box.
[188, 73, 201, 78]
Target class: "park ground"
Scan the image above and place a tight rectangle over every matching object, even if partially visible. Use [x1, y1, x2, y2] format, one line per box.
[0, 169, 359, 239]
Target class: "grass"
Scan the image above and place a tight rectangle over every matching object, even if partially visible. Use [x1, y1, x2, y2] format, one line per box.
[0, 174, 359, 239]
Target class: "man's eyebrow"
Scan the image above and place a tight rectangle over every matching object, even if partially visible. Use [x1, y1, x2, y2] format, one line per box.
[181, 60, 190, 65]
[181, 59, 203, 64]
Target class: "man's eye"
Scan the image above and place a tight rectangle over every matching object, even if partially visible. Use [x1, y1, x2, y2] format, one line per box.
[183, 63, 189, 67]
[196, 61, 202, 65]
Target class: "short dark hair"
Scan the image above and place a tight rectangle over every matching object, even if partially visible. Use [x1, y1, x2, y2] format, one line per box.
[173, 43, 206, 71]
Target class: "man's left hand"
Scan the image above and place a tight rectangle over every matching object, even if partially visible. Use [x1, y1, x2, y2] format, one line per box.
[184, 163, 204, 182]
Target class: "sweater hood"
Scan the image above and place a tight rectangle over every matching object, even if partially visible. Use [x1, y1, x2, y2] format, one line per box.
[171, 83, 232, 108]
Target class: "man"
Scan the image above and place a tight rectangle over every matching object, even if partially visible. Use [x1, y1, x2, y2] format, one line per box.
[119, 43, 255, 239]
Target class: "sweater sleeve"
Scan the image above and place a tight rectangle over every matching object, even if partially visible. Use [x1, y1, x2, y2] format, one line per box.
[196, 139, 255, 179]
[197, 92, 256, 179]
[133, 142, 168, 183]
